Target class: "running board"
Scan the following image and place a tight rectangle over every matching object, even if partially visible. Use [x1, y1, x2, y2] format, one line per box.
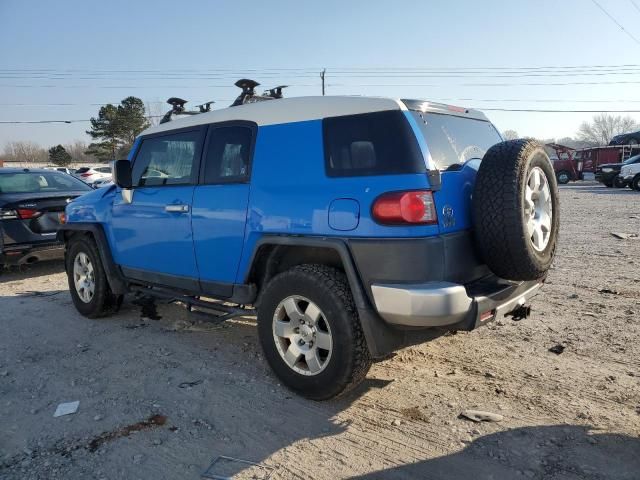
[130, 286, 256, 322]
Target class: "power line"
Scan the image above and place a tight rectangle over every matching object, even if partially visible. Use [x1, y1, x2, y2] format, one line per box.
[630, 0, 640, 14]
[591, 0, 640, 45]
[6, 62, 640, 72]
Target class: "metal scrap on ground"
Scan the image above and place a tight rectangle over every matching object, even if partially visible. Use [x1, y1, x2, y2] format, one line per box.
[53, 401, 80, 417]
[459, 410, 504, 423]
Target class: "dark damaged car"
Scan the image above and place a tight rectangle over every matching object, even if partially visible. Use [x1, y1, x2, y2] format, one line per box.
[0, 168, 92, 266]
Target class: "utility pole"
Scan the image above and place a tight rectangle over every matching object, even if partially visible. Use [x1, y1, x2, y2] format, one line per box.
[320, 68, 326, 96]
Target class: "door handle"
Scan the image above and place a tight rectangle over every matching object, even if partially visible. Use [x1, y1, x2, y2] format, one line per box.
[165, 204, 190, 213]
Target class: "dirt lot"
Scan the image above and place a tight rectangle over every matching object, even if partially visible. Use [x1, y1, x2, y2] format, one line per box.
[1, 182, 639, 480]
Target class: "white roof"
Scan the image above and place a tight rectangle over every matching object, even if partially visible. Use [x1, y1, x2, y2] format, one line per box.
[142, 96, 404, 136]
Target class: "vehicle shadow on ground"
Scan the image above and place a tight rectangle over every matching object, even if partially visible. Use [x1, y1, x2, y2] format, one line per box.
[0, 259, 65, 282]
[349, 425, 640, 479]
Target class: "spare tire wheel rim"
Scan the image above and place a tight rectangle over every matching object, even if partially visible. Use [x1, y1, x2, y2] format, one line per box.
[525, 166, 553, 252]
[272, 295, 333, 376]
[73, 252, 95, 303]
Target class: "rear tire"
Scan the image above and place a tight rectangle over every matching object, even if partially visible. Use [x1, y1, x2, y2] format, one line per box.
[257, 264, 371, 400]
[613, 176, 626, 188]
[66, 235, 123, 318]
[473, 139, 560, 281]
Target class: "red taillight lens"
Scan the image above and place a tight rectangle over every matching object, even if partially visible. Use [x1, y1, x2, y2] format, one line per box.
[372, 190, 438, 225]
[80, 173, 92, 177]
[16, 208, 41, 219]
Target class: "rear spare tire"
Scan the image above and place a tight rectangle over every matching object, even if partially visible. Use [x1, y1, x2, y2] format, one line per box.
[473, 139, 559, 281]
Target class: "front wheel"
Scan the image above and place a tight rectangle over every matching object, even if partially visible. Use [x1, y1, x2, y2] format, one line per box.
[257, 264, 371, 400]
[66, 235, 123, 318]
[632, 174, 640, 191]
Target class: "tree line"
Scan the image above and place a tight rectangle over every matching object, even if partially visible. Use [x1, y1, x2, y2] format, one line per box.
[502, 113, 639, 149]
[1, 96, 150, 166]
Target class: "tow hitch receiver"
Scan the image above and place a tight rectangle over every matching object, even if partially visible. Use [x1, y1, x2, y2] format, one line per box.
[507, 304, 531, 321]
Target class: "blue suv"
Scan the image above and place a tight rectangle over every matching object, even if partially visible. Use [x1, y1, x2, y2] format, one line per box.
[60, 92, 559, 400]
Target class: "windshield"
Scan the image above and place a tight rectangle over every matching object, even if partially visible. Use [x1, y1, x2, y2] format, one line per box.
[623, 155, 640, 165]
[409, 111, 502, 169]
[0, 171, 92, 194]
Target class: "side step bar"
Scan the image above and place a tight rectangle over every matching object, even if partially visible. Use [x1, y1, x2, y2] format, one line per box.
[130, 285, 256, 323]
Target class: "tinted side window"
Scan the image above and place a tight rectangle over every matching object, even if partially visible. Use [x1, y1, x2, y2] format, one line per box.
[132, 130, 201, 187]
[323, 110, 425, 177]
[203, 126, 253, 183]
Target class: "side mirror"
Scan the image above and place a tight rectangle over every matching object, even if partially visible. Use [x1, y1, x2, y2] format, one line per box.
[114, 160, 132, 189]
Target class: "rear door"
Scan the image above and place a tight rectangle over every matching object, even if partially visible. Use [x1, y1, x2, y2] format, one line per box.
[191, 122, 255, 297]
[110, 127, 205, 289]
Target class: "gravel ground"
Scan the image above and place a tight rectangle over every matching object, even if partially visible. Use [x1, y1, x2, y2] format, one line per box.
[1, 182, 639, 480]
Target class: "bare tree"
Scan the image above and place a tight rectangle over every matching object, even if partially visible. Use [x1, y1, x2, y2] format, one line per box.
[2, 141, 48, 164]
[577, 114, 639, 145]
[502, 129, 519, 140]
[64, 141, 97, 164]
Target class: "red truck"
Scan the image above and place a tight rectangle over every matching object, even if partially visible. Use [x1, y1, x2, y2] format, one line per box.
[547, 143, 640, 185]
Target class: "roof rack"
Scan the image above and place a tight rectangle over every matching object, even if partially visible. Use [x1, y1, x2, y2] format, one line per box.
[231, 79, 287, 107]
[159, 98, 215, 124]
[159, 79, 287, 123]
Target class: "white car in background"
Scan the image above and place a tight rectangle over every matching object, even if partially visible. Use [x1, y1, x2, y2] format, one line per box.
[43, 166, 74, 175]
[619, 162, 640, 191]
[73, 166, 112, 185]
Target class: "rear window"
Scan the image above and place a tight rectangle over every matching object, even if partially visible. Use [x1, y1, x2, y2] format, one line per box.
[409, 111, 502, 169]
[75, 167, 90, 174]
[0, 172, 92, 194]
[323, 110, 425, 177]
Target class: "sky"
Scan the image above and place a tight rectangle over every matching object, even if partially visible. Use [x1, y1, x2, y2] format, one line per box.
[2, 0, 640, 148]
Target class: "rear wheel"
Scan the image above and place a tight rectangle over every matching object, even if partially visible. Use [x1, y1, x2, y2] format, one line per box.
[473, 139, 560, 281]
[257, 264, 371, 400]
[66, 235, 122, 318]
[556, 171, 570, 184]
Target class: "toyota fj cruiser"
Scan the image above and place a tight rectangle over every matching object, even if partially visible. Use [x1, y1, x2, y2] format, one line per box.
[59, 81, 559, 400]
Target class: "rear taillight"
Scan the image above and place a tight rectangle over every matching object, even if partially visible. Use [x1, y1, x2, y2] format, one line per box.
[80, 173, 92, 177]
[16, 209, 42, 219]
[372, 190, 438, 225]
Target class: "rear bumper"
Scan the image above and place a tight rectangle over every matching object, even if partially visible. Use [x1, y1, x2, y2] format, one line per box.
[371, 276, 543, 328]
[0, 243, 64, 265]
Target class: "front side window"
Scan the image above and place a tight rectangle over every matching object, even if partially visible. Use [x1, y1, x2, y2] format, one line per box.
[323, 110, 426, 177]
[203, 126, 253, 183]
[132, 130, 201, 187]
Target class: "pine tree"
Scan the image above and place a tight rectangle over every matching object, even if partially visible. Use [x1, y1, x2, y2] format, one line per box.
[86, 97, 149, 160]
[48, 144, 73, 167]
